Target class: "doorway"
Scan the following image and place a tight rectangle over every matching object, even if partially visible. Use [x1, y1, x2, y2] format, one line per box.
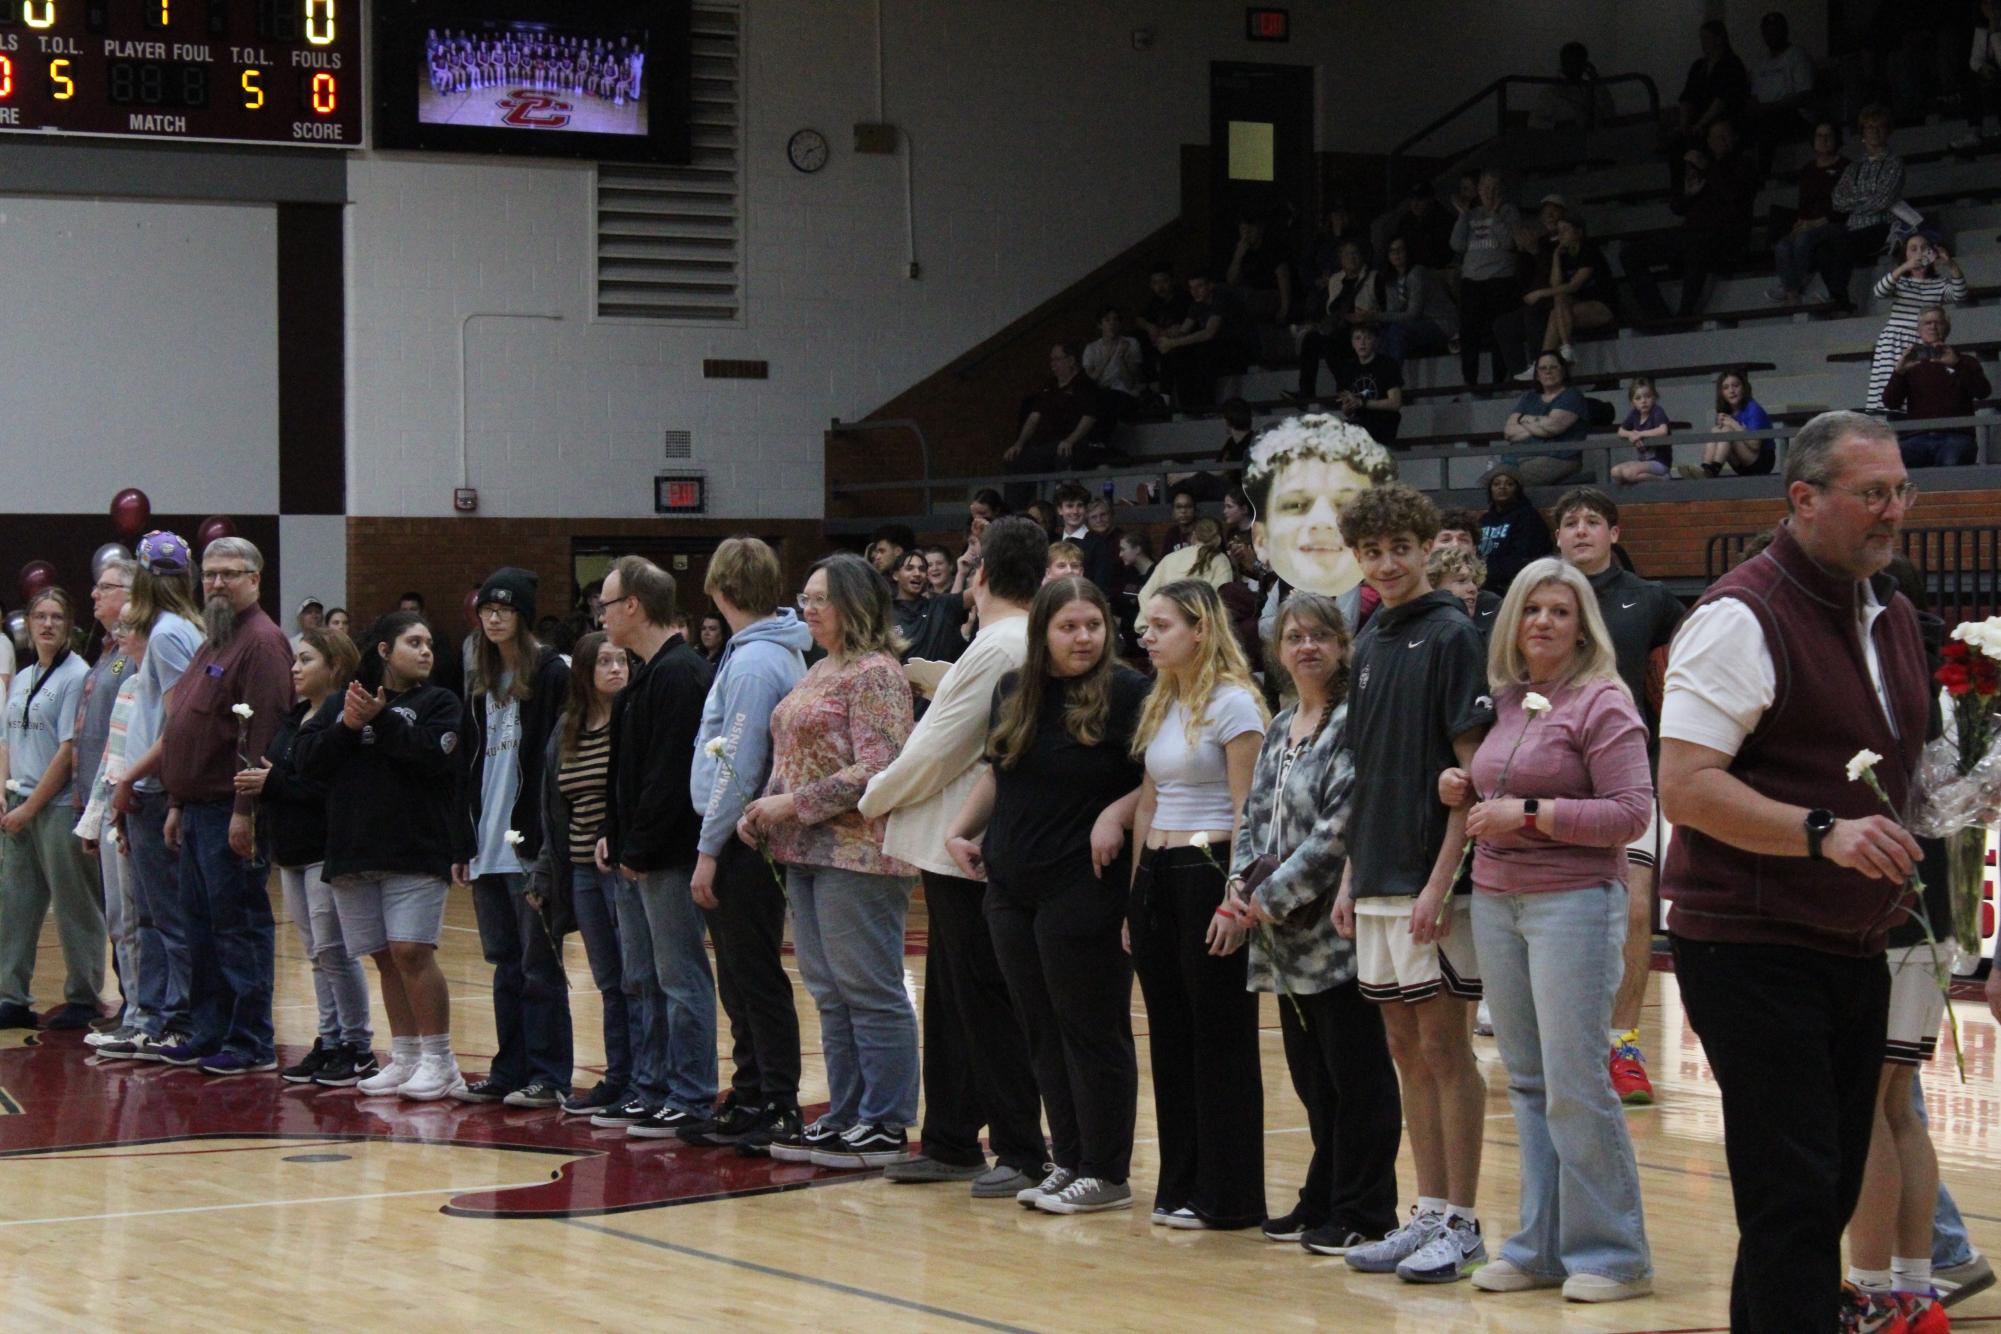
[1208, 61, 1316, 273]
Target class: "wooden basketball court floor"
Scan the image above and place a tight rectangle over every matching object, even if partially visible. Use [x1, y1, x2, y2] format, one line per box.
[3, 890, 2000, 1333]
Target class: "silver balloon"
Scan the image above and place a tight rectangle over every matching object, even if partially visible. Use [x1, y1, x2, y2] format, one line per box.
[3, 610, 25, 657]
[90, 542, 133, 583]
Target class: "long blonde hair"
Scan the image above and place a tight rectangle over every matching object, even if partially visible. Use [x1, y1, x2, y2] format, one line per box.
[1486, 557, 1627, 698]
[1131, 578, 1266, 757]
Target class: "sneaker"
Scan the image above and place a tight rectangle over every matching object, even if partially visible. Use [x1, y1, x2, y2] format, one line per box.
[153, 1035, 209, 1067]
[1155, 1207, 1209, 1230]
[311, 1044, 376, 1088]
[1396, 1215, 1486, 1284]
[1345, 1209, 1445, 1272]
[1513, 367, 1537, 382]
[1474, 1000, 1494, 1037]
[628, 1105, 701, 1139]
[85, 1023, 141, 1051]
[42, 1002, 100, 1030]
[1262, 1208, 1317, 1242]
[680, 1095, 769, 1146]
[503, 1081, 566, 1109]
[810, 1122, 908, 1169]
[769, 1115, 843, 1164]
[1557, 343, 1574, 363]
[1557, 1270, 1654, 1302]
[883, 1153, 987, 1183]
[451, 1076, 517, 1105]
[1840, 1289, 1903, 1334]
[1609, 1040, 1655, 1105]
[1302, 1225, 1376, 1256]
[399, 1055, 466, 1102]
[199, 1051, 279, 1076]
[971, 1163, 1038, 1198]
[1895, 1290, 1951, 1334]
[737, 1104, 802, 1157]
[356, 1057, 418, 1096]
[1017, 1166, 1075, 1208]
[1036, 1176, 1132, 1215]
[590, 1098, 653, 1128]
[560, 1082, 623, 1117]
[89, 1014, 123, 1033]
[0, 1002, 43, 1030]
[95, 1032, 148, 1059]
[1937, 1253, 1996, 1307]
[1673, 463, 1708, 480]
[1473, 1258, 1565, 1292]
[1766, 284, 1798, 304]
[280, 1038, 337, 1084]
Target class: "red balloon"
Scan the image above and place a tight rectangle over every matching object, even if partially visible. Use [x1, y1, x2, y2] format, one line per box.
[17, 560, 56, 602]
[195, 514, 237, 553]
[462, 588, 481, 630]
[109, 488, 152, 540]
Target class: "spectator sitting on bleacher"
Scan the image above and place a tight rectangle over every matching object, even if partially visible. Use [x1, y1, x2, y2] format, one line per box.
[1300, 201, 1366, 306]
[1135, 263, 1190, 395]
[1084, 307, 1145, 429]
[1884, 307, 1991, 467]
[1053, 482, 1117, 591]
[1623, 124, 1757, 321]
[1822, 105, 1904, 312]
[1433, 508, 1484, 555]
[1365, 235, 1456, 363]
[1502, 350, 1591, 486]
[1610, 376, 1674, 485]
[1044, 542, 1085, 583]
[1221, 486, 1255, 540]
[1476, 465, 1554, 594]
[1378, 181, 1457, 275]
[1451, 169, 1526, 392]
[1869, 233, 1970, 412]
[1155, 272, 1251, 411]
[1666, 19, 1752, 195]
[1767, 121, 1848, 306]
[1750, 11, 1818, 173]
[1507, 214, 1614, 377]
[1137, 516, 1234, 608]
[1677, 367, 1775, 478]
[1288, 241, 1375, 405]
[1326, 326, 1405, 445]
[1164, 487, 1200, 554]
[1492, 194, 1568, 382]
[1002, 343, 1104, 483]
[1529, 41, 1614, 130]
[1955, 2, 2001, 151]
[1227, 216, 1294, 329]
[1025, 500, 1059, 538]
[1425, 545, 1500, 644]
[868, 523, 916, 578]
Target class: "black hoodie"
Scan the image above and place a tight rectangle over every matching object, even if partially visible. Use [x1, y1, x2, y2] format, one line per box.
[464, 644, 570, 863]
[602, 633, 712, 873]
[1477, 467, 1553, 594]
[256, 698, 333, 869]
[293, 683, 469, 883]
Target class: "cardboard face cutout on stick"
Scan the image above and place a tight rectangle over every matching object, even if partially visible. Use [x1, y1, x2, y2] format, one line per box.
[1244, 414, 1399, 596]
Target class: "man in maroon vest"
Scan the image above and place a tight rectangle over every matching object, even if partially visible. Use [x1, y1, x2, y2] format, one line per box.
[1659, 410, 1928, 1333]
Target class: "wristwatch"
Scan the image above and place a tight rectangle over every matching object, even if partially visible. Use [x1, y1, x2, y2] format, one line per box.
[1804, 807, 1836, 860]
[1520, 798, 1540, 831]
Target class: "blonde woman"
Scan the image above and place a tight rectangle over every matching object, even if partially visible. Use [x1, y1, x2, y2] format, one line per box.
[1130, 578, 1269, 1230]
[1437, 557, 1654, 1302]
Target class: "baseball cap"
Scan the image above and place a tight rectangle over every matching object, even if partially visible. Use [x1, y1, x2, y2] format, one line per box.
[298, 596, 325, 612]
[136, 530, 191, 575]
[1538, 192, 1568, 209]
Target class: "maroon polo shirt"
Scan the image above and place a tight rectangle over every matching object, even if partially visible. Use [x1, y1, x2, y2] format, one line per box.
[160, 602, 298, 814]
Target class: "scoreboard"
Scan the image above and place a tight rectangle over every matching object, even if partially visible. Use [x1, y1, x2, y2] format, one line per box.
[0, 0, 361, 148]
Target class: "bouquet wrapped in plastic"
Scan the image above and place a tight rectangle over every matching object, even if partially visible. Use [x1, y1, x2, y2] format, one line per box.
[1908, 618, 2001, 954]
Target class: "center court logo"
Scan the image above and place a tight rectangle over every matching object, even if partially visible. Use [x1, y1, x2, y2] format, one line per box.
[495, 90, 574, 128]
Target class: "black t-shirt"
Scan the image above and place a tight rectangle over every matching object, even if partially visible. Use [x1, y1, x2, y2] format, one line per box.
[1344, 591, 1494, 898]
[895, 592, 967, 665]
[1188, 287, 1252, 350]
[1235, 241, 1285, 294]
[1584, 565, 1683, 742]
[1027, 375, 1098, 446]
[1140, 290, 1190, 333]
[1558, 243, 1615, 308]
[1679, 51, 1750, 117]
[1330, 353, 1404, 442]
[984, 667, 1149, 885]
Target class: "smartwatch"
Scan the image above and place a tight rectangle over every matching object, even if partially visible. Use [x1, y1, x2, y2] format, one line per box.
[1804, 807, 1836, 860]
[1521, 798, 1540, 831]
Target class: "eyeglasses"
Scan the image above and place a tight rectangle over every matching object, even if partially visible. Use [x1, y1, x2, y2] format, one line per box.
[1817, 480, 1919, 514]
[1280, 628, 1342, 647]
[92, 581, 131, 594]
[797, 594, 832, 611]
[201, 568, 254, 585]
[478, 605, 518, 620]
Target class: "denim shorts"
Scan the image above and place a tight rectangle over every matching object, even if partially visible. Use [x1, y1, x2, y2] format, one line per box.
[329, 872, 450, 957]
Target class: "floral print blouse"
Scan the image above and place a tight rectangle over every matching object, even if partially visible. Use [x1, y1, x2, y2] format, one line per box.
[763, 650, 915, 877]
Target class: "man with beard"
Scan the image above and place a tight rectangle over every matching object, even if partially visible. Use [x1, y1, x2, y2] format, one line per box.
[154, 537, 298, 1074]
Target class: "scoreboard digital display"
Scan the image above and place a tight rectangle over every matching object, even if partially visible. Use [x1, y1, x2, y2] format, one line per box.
[0, 0, 362, 148]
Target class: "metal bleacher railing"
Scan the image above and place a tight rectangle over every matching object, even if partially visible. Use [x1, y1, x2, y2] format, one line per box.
[1707, 522, 2001, 624]
[1382, 72, 1662, 202]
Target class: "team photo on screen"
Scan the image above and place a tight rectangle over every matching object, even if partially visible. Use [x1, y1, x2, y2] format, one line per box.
[417, 23, 648, 136]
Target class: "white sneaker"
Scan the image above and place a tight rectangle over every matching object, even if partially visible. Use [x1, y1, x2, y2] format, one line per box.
[1474, 999, 1494, 1036]
[1472, 1258, 1565, 1292]
[399, 1055, 466, 1102]
[1513, 367, 1537, 382]
[356, 1058, 417, 1096]
[1561, 1272, 1653, 1302]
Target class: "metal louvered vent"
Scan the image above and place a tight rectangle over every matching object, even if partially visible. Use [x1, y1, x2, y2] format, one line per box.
[594, 2, 741, 322]
[663, 429, 694, 459]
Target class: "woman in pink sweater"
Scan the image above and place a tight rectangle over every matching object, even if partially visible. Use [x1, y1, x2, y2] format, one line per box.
[1438, 556, 1655, 1304]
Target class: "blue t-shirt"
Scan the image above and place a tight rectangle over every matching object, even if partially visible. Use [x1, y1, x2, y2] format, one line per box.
[127, 611, 202, 795]
[1622, 402, 1671, 465]
[1506, 384, 1591, 468]
[6, 653, 89, 805]
[470, 688, 526, 878]
[1730, 397, 1775, 472]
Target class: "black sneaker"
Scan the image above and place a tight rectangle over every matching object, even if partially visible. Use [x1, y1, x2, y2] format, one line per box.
[503, 1081, 567, 1108]
[737, 1104, 803, 1157]
[590, 1097, 652, 1128]
[43, 1002, 100, 1030]
[1302, 1223, 1375, 1256]
[627, 1105, 700, 1139]
[560, 1081, 623, 1117]
[281, 1038, 337, 1084]
[451, 1076, 517, 1105]
[94, 1029, 148, 1059]
[679, 1095, 766, 1146]
[0, 1002, 40, 1030]
[1262, 1208, 1320, 1242]
[810, 1122, 907, 1169]
[767, 1114, 841, 1163]
[312, 1044, 377, 1088]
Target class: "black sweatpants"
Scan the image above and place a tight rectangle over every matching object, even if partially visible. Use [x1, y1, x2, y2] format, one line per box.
[1457, 275, 1520, 388]
[985, 862, 1137, 1183]
[917, 870, 1046, 1172]
[702, 839, 801, 1105]
[1130, 844, 1266, 1227]
[1279, 979, 1403, 1237]
[1670, 935, 1890, 1334]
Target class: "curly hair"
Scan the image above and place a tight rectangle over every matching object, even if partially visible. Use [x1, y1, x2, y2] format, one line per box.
[1336, 482, 1440, 549]
[1425, 545, 1488, 589]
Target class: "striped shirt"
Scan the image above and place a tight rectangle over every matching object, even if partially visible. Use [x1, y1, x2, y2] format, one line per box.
[1868, 269, 1969, 411]
[558, 724, 611, 866]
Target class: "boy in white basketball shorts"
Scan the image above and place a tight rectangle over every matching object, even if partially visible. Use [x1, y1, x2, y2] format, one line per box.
[1330, 484, 1494, 1284]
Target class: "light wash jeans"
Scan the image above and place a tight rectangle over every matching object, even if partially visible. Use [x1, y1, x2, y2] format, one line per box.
[279, 863, 372, 1048]
[787, 863, 919, 1128]
[637, 866, 718, 1114]
[100, 839, 148, 1030]
[1472, 884, 1652, 1282]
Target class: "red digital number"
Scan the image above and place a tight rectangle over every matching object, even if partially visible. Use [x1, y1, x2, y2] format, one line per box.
[310, 69, 335, 114]
[0, 54, 12, 99]
[668, 482, 698, 507]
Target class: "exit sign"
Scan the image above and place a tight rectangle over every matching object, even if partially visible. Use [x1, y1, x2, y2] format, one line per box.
[655, 474, 708, 515]
[1246, 7, 1289, 41]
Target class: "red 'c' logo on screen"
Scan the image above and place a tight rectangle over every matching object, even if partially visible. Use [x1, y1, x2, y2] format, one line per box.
[495, 90, 573, 128]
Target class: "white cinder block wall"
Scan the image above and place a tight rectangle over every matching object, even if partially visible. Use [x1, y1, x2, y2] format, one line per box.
[344, 0, 1710, 522]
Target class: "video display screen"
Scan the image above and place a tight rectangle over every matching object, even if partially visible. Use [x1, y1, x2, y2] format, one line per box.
[419, 20, 648, 138]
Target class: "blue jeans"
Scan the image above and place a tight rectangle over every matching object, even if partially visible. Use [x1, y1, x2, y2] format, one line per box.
[179, 800, 276, 1063]
[788, 863, 919, 1128]
[1377, 317, 1448, 364]
[100, 840, 148, 1030]
[278, 863, 370, 1047]
[611, 875, 669, 1106]
[1472, 885, 1652, 1282]
[125, 792, 188, 1037]
[1773, 219, 1837, 296]
[1919, 1073, 1976, 1267]
[637, 866, 718, 1114]
[472, 872, 573, 1090]
[1899, 431, 1978, 469]
[571, 865, 630, 1096]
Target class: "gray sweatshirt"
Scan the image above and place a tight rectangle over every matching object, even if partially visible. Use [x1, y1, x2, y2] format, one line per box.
[689, 608, 812, 857]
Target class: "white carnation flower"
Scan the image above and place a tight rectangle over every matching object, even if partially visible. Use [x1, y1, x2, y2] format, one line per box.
[704, 737, 727, 758]
[1845, 749, 1883, 783]
[1523, 692, 1552, 717]
[231, 703, 254, 720]
[503, 829, 524, 847]
[1189, 831, 1211, 850]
